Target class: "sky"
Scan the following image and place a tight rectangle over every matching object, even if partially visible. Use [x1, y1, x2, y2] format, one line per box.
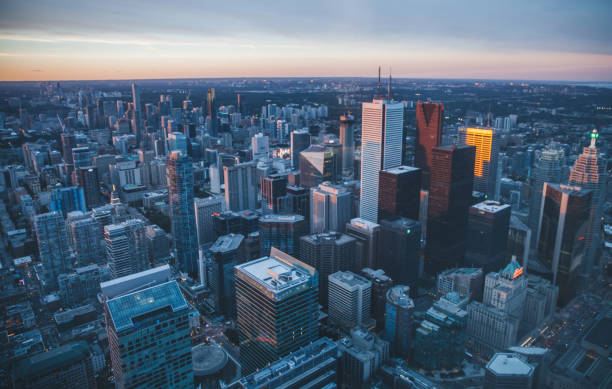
[0, 0, 611, 81]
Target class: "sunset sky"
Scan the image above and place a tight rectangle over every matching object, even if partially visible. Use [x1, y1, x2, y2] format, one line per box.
[1, 0, 611, 81]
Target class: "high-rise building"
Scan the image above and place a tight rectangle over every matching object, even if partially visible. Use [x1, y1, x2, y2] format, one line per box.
[507, 215, 532, 268]
[328, 270, 372, 329]
[224, 162, 258, 211]
[310, 182, 352, 233]
[338, 328, 390, 389]
[299, 232, 357, 307]
[194, 196, 224, 245]
[144, 225, 171, 262]
[277, 185, 310, 220]
[361, 268, 393, 331]
[33, 211, 72, 289]
[528, 144, 564, 245]
[207, 88, 217, 137]
[236, 337, 339, 389]
[484, 353, 534, 389]
[413, 297, 468, 370]
[379, 217, 421, 291]
[521, 274, 558, 333]
[360, 98, 404, 222]
[259, 214, 307, 257]
[235, 248, 319, 374]
[58, 264, 111, 307]
[131, 82, 144, 145]
[209, 233, 245, 318]
[458, 127, 500, 198]
[299, 145, 336, 188]
[345, 218, 380, 269]
[437, 267, 484, 302]
[261, 174, 287, 213]
[50, 186, 86, 215]
[291, 129, 311, 170]
[67, 211, 103, 266]
[167, 151, 199, 275]
[378, 166, 421, 221]
[251, 132, 269, 160]
[61, 132, 76, 165]
[426, 145, 476, 273]
[339, 114, 355, 176]
[465, 201, 511, 273]
[104, 220, 149, 278]
[76, 166, 101, 209]
[537, 183, 592, 305]
[104, 280, 193, 389]
[415, 102, 444, 189]
[568, 130, 607, 276]
[384, 285, 414, 359]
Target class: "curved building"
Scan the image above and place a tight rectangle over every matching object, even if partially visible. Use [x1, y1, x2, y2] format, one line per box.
[384, 285, 414, 358]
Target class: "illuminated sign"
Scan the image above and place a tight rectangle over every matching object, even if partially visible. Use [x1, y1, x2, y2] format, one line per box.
[512, 267, 524, 279]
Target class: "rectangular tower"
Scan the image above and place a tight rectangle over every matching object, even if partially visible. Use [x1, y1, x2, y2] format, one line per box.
[415, 102, 444, 189]
[378, 166, 421, 221]
[458, 127, 500, 199]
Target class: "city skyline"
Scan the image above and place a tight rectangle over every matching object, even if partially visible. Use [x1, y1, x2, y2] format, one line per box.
[1, 1, 612, 81]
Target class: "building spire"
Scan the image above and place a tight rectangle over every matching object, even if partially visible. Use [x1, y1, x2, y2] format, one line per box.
[377, 66, 382, 98]
[387, 68, 392, 101]
[590, 129, 599, 148]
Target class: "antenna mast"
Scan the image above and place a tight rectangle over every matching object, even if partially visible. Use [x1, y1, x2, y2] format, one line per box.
[377, 66, 382, 98]
[387, 68, 392, 101]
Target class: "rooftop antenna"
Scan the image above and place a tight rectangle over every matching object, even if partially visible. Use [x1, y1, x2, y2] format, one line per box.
[590, 128, 599, 148]
[387, 67, 392, 101]
[377, 66, 382, 98]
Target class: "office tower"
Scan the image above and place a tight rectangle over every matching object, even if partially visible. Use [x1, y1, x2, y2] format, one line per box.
[361, 268, 393, 330]
[144, 225, 170, 262]
[167, 151, 199, 275]
[465, 201, 511, 273]
[458, 127, 500, 198]
[415, 102, 444, 188]
[104, 220, 149, 278]
[521, 274, 558, 333]
[259, 214, 307, 257]
[379, 217, 421, 291]
[75, 166, 101, 209]
[360, 98, 404, 222]
[213, 211, 243, 238]
[413, 297, 468, 370]
[235, 248, 319, 374]
[339, 114, 355, 176]
[345, 218, 380, 269]
[507, 215, 532, 268]
[299, 145, 335, 188]
[299, 232, 356, 307]
[194, 196, 224, 245]
[384, 285, 414, 358]
[484, 353, 534, 389]
[291, 129, 311, 170]
[466, 259, 527, 358]
[426, 145, 476, 273]
[338, 328, 390, 389]
[328, 270, 372, 329]
[209, 233, 244, 318]
[310, 182, 352, 233]
[58, 264, 111, 307]
[207, 88, 217, 136]
[104, 280, 193, 389]
[261, 174, 287, 213]
[277, 185, 310, 219]
[528, 144, 564, 244]
[50, 186, 86, 215]
[67, 211, 103, 265]
[378, 166, 421, 221]
[237, 337, 339, 389]
[537, 183, 592, 305]
[72, 146, 95, 170]
[61, 132, 76, 164]
[11, 341, 97, 389]
[437, 267, 484, 301]
[568, 130, 607, 275]
[33, 211, 72, 288]
[224, 162, 258, 212]
[131, 82, 144, 145]
[251, 132, 269, 160]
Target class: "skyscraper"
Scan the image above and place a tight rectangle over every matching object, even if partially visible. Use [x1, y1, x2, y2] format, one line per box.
[378, 166, 421, 221]
[299, 145, 335, 188]
[33, 211, 72, 289]
[300, 231, 357, 307]
[339, 114, 355, 176]
[379, 217, 422, 291]
[261, 174, 287, 213]
[224, 162, 258, 212]
[209, 233, 245, 318]
[328, 270, 372, 329]
[207, 88, 217, 137]
[235, 248, 319, 374]
[426, 145, 476, 273]
[104, 280, 193, 389]
[465, 200, 511, 273]
[76, 166, 101, 209]
[458, 127, 500, 198]
[360, 268, 393, 331]
[67, 211, 103, 266]
[537, 183, 592, 305]
[104, 220, 149, 278]
[131, 82, 144, 146]
[310, 182, 352, 233]
[259, 214, 307, 257]
[251, 132, 269, 160]
[384, 285, 414, 359]
[568, 130, 607, 276]
[345, 218, 380, 269]
[415, 102, 444, 189]
[194, 196, 225, 245]
[290, 130, 311, 171]
[167, 151, 199, 275]
[360, 98, 404, 222]
[528, 144, 564, 245]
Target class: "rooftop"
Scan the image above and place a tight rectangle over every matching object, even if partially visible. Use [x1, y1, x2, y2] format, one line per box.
[387, 285, 414, 309]
[329, 271, 371, 289]
[259, 214, 304, 223]
[101, 264, 172, 299]
[348, 217, 380, 231]
[383, 165, 421, 175]
[210, 233, 244, 254]
[13, 341, 90, 380]
[192, 344, 228, 376]
[486, 353, 534, 376]
[471, 200, 511, 213]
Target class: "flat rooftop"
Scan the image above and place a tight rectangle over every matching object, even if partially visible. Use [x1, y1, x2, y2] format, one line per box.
[487, 353, 534, 376]
[383, 165, 420, 175]
[210, 233, 244, 253]
[472, 200, 511, 213]
[259, 214, 304, 223]
[329, 271, 371, 289]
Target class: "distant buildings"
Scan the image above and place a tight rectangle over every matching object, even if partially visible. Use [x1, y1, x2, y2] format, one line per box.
[290, 129, 311, 171]
[235, 248, 319, 374]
